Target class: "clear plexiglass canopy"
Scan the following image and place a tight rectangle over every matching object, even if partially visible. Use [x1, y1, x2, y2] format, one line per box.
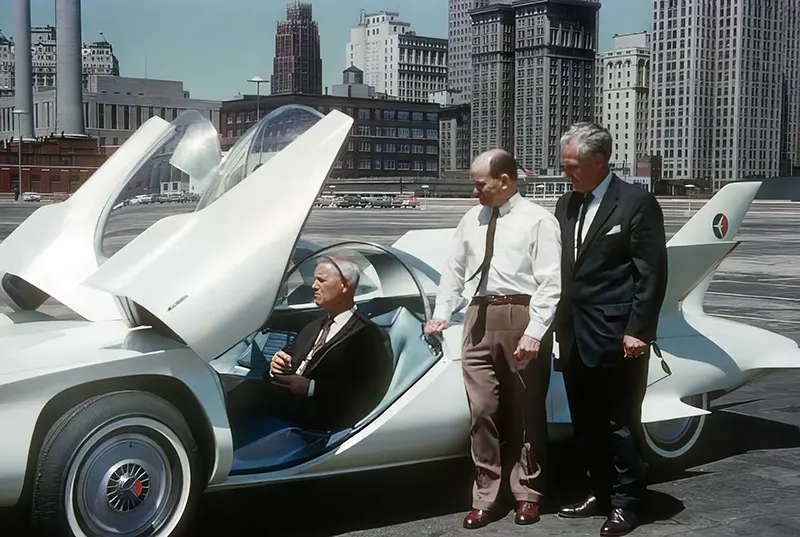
[101, 105, 327, 257]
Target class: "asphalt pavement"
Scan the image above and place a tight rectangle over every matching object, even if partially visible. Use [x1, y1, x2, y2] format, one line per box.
[1, 199, 800, 536]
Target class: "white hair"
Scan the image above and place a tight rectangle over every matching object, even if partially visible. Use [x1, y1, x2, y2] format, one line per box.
[318, 256, 360, 290]
[560, 122, 612, 163]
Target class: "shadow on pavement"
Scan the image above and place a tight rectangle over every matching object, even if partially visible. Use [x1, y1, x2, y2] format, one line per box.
[195, 409, 800, 536]
[2, 410, 797, 536]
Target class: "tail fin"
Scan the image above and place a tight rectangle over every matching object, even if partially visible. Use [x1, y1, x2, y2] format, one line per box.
[664, 181, 762, 316]
[668, 180, 761, 247]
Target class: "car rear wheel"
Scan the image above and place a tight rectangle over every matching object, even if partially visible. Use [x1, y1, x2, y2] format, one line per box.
[642, 393, 709, 469]
[30, 391, 203, 537]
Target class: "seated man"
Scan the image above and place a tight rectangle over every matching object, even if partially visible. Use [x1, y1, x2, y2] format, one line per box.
[226, 255, 394, 434]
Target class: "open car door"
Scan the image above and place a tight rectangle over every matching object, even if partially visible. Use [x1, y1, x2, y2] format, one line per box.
[0, 116, 179, 321]
[86, 106, 353, 362]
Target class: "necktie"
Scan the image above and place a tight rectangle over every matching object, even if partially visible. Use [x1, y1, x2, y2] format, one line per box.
[467, 206, 500, 294]
[296, 317, 333, 376]
[576, 192, 594, 252]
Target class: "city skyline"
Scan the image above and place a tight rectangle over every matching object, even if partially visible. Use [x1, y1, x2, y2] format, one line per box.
[0, 0, 650, 101]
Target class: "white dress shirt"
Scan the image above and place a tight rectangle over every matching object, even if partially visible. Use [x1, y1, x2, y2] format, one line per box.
[432, 192, 562, 340]
[275, 306, 356, 397]
[574, 171, 613, 257]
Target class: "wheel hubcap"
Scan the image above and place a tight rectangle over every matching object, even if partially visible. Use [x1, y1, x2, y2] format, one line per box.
[106, 463, 151, 513]
[646, 416, 694, 444]
[65, 417, 192, 537]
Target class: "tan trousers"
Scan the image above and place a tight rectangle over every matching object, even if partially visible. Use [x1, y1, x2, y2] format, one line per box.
[462, 302, 551, 510]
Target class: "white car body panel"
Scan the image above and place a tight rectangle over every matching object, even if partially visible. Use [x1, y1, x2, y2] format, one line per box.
[0, 315, 233, 506]
[0, 117, 173, 322]
[85, 110, 354, 362]
[0, 106, 797, 514]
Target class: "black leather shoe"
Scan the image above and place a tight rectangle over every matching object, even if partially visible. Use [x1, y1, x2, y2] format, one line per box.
[600, 508, 637, 536]
[558, 494, 602, 518]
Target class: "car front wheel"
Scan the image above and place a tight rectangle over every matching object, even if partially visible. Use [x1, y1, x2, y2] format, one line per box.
[30, 391, 203, 537]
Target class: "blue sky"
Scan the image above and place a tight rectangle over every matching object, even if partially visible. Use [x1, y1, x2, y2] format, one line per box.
[0, 0, 651, 101]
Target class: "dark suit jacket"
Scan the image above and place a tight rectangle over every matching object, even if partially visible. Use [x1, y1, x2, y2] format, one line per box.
[554, 175, 668, 368]
[266, 310, 394, 431]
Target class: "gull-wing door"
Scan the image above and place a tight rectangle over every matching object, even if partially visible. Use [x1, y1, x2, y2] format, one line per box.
[0, 116, 176, 321]
[85, 106, 353, 362]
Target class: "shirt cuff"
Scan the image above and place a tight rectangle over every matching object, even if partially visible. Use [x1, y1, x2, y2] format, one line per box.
[523, 320, 548, 341]
[432, 300, 454, 322]
[307, 379, 315, 397]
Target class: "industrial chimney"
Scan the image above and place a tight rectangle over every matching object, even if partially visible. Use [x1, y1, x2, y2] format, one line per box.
[13, 0, 34, 138]
[55, 0, 85, 135]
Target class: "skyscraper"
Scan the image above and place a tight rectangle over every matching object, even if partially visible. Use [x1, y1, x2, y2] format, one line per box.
[346, 10, 447, 103]
[448, 0, 506, 106]
[470, 0, 600, 173]
[649, 0, 800, 189]
[596, 32, 651, 175]
[271, 1, 322, 95]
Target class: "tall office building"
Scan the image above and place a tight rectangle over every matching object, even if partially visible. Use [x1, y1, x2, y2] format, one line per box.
[649, 0, 800, 189]
[271, 1, 323, 95]
[783, 3, 800, 174]
[470, 0, 600, 173]
[597, 32, 650, 175]
[346, 11, 447, 103]
[470, 4, 516, 155]
[449, 0, 507, 105]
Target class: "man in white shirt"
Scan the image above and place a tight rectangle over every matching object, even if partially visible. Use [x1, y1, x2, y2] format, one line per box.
[425, 149, 562, 530]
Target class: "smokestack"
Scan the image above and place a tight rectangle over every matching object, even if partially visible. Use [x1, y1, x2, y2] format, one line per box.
[13, 0, 34, 138]
[55, 0, 85, 135]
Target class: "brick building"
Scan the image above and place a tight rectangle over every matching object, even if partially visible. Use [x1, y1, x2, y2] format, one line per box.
[0, 135, 107, 194]
[220, 93, 442, 193]
[272, 2, 323, 95]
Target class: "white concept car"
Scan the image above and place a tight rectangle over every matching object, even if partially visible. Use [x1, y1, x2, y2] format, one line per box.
[0, 106, 798, 536]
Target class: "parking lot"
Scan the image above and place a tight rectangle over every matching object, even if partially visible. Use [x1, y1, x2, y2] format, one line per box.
[1, 198, 800, 536]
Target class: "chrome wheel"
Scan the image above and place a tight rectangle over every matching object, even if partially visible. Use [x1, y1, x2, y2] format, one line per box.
[65, 417, 192, 537]
[643, 393, 708, 459]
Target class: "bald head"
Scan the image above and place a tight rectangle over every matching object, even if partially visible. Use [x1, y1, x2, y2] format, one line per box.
[471, 149, 518, 181]
[471, 149, 518, 207]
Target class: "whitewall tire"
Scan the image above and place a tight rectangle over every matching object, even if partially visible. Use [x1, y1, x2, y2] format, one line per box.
[642, 393, 709, 468]
[30, 391, 204, 537]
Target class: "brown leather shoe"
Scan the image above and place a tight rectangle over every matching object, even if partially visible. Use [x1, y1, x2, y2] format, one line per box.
[463, 509, 491, 529]
[515, 501, 541, 525]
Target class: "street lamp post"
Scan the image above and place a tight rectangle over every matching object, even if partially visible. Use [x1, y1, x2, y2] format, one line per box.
[248, 76, 269, 121]
[12, 109, 27, 198]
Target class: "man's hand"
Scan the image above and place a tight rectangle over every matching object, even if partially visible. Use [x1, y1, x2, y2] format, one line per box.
[623, 335, 647, 358]
[269, 350, 293, 376]
[513, 335, 541, 368]
[271, 374, 311, 396]
[424, 319, 449, 335]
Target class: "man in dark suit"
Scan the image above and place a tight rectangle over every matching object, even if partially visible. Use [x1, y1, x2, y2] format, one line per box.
[553, 123, 668, 536]
[227, 256, 394, 433]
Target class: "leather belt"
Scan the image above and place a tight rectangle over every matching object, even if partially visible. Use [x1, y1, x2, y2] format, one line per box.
[470, 294, 530, 306]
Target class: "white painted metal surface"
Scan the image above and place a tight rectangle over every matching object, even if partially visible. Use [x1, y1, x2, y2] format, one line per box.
[86, 110, 353, 362]
[0, 117, 173, 321]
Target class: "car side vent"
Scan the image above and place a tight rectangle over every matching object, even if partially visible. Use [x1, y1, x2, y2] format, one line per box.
[1, 273, 49, 311]
[115, 295, 186, 345]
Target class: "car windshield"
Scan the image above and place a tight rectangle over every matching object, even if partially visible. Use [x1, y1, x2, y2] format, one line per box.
[99, 104, 326, 258]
